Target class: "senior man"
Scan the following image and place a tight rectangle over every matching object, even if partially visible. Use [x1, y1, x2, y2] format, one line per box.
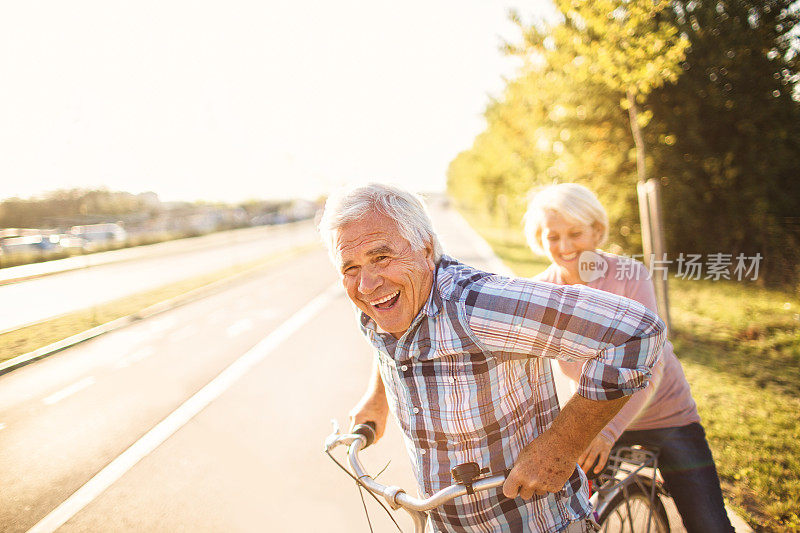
[318, 184, 665, 533]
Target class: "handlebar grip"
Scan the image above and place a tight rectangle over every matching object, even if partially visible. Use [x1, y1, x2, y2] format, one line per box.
[352, 422, 377, 448]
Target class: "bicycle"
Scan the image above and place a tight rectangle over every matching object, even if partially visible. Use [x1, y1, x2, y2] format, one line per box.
[588, 445, 671, 533]
[325, 420, 670, 533]
[324, 419, 506, 533]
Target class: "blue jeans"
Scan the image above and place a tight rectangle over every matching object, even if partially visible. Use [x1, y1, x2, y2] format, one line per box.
[615, 422, 735, 533]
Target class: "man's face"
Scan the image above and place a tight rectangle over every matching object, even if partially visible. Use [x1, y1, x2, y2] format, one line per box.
[334, 212, 435, 339]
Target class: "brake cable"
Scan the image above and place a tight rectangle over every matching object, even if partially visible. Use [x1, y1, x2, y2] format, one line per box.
[325, 450, 403, 532]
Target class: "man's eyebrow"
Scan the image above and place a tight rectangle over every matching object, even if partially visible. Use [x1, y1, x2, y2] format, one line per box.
[366, 245, 394, 257]
[340, 245, 394, 271]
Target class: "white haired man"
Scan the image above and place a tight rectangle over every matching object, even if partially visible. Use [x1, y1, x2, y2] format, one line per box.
[318, 183, 666, 533]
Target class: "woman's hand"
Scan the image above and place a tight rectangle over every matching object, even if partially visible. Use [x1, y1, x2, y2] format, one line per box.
[578, 433, 614, 475]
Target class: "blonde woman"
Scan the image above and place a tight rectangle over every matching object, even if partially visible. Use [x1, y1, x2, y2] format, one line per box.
[524, 183, 734, 533]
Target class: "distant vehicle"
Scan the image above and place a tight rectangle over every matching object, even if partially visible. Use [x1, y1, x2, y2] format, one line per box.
[0, 234, 60, 255]
[69, 223, 127, 250]
[56, 235, 86, 250]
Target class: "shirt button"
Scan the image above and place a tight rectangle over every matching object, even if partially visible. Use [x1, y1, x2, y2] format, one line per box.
[401, 365, 408, 371]
[413, 407, 420, 414]
[449, 376, 456, 383]
[420, 449, 427, 455]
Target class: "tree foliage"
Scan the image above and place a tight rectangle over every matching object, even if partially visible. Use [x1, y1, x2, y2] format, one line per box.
[0, 189, 157, 228]
[447, 0, 800, 286]
[649, 0, 800, 285]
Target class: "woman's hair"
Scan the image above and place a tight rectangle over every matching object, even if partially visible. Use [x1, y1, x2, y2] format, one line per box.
[523, 183, 609, 255]
[318, 182, 443, 264]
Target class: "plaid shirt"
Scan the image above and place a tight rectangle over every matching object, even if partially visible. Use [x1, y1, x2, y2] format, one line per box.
[359, 256, 665, 533]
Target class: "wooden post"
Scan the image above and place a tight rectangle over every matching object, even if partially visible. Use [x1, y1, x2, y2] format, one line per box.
[637, 181, 654, 266]
[629, 89, 670, 326]
[644, 179, 670, 327]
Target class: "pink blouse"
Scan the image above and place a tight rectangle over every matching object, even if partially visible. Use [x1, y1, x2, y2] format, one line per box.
[535, 251, 700, 442]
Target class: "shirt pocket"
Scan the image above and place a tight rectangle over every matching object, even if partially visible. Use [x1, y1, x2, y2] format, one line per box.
[422, 352, 498, 442]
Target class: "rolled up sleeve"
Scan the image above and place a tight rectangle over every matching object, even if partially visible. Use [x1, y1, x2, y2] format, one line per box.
[466, 277, 666, 401]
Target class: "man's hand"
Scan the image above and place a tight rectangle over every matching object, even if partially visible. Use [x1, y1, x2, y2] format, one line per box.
[502, 432, 576, 499]
[578, 433, 614, 475]
[349, 390, 389, 441]
[503, 393, 630, 500]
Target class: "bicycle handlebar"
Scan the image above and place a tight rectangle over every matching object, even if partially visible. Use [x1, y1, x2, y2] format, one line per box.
[352, 422, 377, 448]
[325, 421, 506, 513]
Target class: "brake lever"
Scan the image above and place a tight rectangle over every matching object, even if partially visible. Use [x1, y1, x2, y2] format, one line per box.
[323, 418, 341, 452]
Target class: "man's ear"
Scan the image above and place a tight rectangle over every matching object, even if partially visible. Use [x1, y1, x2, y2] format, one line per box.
[425, 241, 436, 270]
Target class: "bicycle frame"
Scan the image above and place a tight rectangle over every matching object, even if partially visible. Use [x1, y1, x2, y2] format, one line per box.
[590, 446, 668, 532]
[325, 422, 506, 533]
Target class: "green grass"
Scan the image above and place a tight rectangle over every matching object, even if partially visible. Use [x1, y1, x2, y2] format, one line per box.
[0, 243, 318, 364]
[461, 207, 800, 532]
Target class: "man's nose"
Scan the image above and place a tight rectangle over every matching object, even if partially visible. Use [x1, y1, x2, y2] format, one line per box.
[358, 267, 382, 294]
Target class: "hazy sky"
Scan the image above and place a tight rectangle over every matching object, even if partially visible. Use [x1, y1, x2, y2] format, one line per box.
[0, 1, 555, 203]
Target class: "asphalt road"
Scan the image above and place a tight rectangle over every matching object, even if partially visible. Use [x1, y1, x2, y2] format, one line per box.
[1, 203, 749, 532]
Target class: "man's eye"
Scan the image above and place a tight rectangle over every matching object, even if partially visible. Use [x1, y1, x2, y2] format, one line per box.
[570, 232, 582, 238]
[547, 235, 559, 241]
[343, 266, 358, 275]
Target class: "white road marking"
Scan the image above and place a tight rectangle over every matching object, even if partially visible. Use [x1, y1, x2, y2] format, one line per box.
[26, 283, 340, 533]
[114, 347, 156, 369]
[226, 318, 253, 338]
[42, 377, 96, 406]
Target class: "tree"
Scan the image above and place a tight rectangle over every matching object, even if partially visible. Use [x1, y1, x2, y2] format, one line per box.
[448, 0, 800, 287]
[516, 1, 690, 319]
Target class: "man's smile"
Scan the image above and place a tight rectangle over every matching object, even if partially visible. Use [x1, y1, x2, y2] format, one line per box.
[369, 290, 401, 309]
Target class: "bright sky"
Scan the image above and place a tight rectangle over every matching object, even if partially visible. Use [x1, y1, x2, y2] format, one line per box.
[0, 1, 555, 203]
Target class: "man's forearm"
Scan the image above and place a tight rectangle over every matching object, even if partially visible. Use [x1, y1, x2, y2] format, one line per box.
[364, 358, 385, 398]
[548, 393, 630, 461]
[503, 392, 630, 498]
[349, 359, 390, 439]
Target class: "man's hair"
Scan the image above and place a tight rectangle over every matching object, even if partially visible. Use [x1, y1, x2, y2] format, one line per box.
[318, 183, 443, 264]
[523, 183, 609, 255]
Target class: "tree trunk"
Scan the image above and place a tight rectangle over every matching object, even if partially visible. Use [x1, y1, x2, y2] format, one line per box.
[627, 89, 647, 185]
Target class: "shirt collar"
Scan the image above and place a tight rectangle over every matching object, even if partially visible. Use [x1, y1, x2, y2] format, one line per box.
[421, 261, 442, 318]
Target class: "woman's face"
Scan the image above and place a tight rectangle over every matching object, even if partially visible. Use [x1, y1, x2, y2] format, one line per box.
[540, 211, 603, 284]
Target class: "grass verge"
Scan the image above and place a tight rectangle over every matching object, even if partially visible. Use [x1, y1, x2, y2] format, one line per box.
[0, 243, 319, 365]
[460, 207, 800, 532]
